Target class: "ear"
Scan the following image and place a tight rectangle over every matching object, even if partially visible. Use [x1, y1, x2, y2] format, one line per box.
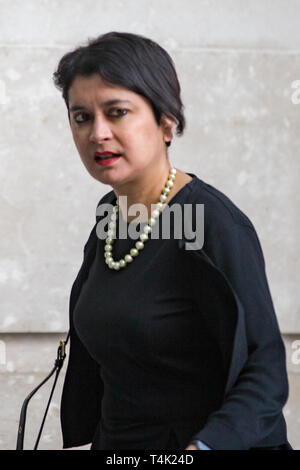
[160, 114, 177, 145]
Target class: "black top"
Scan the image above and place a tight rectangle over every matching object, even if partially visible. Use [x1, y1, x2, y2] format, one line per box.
[73, 174, 225, 442]
[61, 173, 290, 450]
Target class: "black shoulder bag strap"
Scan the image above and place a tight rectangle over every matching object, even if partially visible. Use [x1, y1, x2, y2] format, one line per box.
[16, 331, 70, 450]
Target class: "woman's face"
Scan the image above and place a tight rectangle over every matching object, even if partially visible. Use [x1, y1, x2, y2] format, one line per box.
[68, 73, 174, 189]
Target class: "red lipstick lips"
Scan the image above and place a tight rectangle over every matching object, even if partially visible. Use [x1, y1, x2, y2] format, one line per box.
[94, 151, 121, 158]
[94, 151, 121, 166]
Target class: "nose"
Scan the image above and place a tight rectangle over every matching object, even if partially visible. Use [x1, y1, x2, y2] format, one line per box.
[89, 115, 113, 143]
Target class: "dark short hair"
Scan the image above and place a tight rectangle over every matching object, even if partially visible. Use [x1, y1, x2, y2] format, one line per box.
[53, 31, 186, 147]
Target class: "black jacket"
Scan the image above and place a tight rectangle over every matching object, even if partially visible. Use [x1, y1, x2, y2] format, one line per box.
[60, 176, 291, 450]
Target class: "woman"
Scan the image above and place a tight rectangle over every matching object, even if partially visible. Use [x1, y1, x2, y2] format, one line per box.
[53, 31, 292, 450]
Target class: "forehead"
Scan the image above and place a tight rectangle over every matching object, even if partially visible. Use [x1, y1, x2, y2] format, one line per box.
[68, 73, 146, 108]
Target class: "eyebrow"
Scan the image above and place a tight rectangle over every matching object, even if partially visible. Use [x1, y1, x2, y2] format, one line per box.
[69, 99, 132, 113]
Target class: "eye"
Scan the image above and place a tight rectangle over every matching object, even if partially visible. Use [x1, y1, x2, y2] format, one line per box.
[73, 112, 90, 124]
[108, 108, 128, 118]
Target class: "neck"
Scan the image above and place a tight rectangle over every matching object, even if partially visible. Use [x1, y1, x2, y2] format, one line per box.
[113, 161, 172, 223]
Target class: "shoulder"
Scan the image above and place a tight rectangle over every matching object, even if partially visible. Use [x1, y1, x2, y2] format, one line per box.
[189, 175, 255, 231]
[96, 189, 116, 207]
[185, 176, 265, 264]
[81, 189, 115, 253]
[191, 177, 253, 228]
[94, 189, 116, 221]
[181, 178, 270, 308]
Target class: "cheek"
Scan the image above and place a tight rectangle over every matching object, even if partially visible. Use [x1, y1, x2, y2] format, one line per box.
[71, 128, 88, 152]
[122, 119, 160, 151]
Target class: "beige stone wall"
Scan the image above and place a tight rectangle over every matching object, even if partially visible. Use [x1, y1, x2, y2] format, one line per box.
[0, 0, 299, 450]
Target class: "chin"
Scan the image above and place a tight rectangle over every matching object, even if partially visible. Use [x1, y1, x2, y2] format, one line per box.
[89, 168, 124, 187]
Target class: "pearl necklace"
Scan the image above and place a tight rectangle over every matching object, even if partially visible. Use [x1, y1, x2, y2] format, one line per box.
[104, 167, 177, 270]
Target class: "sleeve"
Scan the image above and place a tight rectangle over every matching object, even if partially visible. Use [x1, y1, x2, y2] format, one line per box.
[190, 221, 289, 450]
[60, 222, 104, 448]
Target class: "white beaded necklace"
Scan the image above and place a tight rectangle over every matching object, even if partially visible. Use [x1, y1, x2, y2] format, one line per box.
[104, 167, 177, 270]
